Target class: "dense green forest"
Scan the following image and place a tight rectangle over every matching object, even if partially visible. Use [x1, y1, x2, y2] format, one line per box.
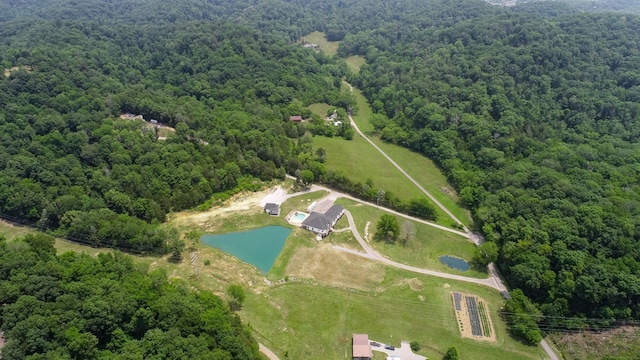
[0, 3, 351, 253]
[3, 0, 640, 352]
[340, 0, 640, 334]
[0, 234, 260, 359]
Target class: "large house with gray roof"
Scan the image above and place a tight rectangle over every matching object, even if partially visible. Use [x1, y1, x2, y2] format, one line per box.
[302, 204, 345, 238]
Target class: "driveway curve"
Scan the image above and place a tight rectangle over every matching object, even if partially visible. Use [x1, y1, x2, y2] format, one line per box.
[259, 343, 281, 360]
[337, 210, 501, 290]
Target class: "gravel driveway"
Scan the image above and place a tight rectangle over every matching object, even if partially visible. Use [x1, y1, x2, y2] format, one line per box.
[370, 340, 426, 360]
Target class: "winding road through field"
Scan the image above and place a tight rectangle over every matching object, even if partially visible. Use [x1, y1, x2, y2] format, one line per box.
[335, 210, 503, 290]
[340, 81, 557, 360]
[343, 81, 469, 233]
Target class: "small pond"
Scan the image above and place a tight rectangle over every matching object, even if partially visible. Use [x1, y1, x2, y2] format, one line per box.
[439, 255, 470, 271]
[201, 226, 291, 274]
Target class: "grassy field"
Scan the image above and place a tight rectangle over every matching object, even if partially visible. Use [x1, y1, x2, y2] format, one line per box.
[313, 134, 455, 227]
[302, 31, 340, 57]
[2, 188, 542, 360]
[372, 141, 471, 226]
[312, 132, 412, 197]
[242, 268, 544, 360]
[0, 220, 34, 240]
[343, 82, 472, 227]
[308, 103, 333, 118]
[548, 327, 640, 360]
[333, 199, 485, 278]
[346, 55, 366, 73]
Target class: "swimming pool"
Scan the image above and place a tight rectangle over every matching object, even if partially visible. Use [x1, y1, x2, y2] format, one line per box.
[293, 212, 306, 222]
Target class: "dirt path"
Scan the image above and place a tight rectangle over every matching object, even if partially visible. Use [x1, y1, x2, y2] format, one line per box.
[259, 343, 281, 360]
[342, 81, 557, 360]
[284, 176, 469, 238]
[344, 82, 468, 233]
[337, 209, 501, 290]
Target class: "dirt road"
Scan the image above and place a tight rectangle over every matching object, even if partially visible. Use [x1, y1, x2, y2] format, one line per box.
[259, 343, 280, 360]
[335, 210, 502, 290]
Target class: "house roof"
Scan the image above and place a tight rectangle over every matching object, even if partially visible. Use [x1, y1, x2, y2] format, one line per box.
[264, 203, 280, 212]
[302, 212, 332, 231]
[324, 204, 344, 220]
[289, 115, 303, 121]
[312, 199, 334, 214]
[352, 334, 372, 358]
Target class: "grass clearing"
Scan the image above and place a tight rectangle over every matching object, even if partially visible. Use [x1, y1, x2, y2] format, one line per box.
[313, 134, 453, 226]
[346, 55, 366, 73]
[308, 103, 333, 118]
[242, 268, 544, 360]
[345, 82, 472, 226]
[313, 135, 421, 197]
[372, 140, 472, 226]
[301, 31, 339, 56]
[335, 199, 486, 278]
[548, 327, 640, 360]
[0, 220, 34, 240]
[6, 186, 541, 360]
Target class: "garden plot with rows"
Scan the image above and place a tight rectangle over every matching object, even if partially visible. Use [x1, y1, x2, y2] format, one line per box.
[451, 292, 496, 342]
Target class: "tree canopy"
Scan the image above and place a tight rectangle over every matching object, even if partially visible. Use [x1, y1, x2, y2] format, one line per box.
[339, 0, 640, 326]
[0, 234, 261, 359]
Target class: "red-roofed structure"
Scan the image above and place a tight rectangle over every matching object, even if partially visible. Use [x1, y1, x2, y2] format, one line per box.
[352, 334, 372, 360]
[289, 115, 303, 122]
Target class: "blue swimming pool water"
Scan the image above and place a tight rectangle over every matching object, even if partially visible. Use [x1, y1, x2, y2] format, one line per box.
[293, 213, 306, 221]
[201, 226, 291, 274]
[439, 255, 470, 271]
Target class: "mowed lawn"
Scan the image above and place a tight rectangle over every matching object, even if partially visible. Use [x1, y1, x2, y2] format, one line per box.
[242, 269, 545, 360]
[344, 83, 472, 226]
[371, 141, 472, 226]
[333, 199, 485, 278]
[6, 189, 544, 360]
[346, 55, 366, 73]
[301, 31, 339, 56]
[308, 103, 333, 118]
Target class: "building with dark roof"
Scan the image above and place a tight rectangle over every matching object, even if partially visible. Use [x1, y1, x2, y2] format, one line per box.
[301, 204, 344, 237]
[264, 203, 280, 216]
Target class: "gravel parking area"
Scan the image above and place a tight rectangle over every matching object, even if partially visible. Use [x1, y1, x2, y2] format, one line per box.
[370, 340, 426, 360]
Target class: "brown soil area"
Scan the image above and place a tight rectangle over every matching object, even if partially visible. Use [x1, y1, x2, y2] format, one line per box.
[3, 66, 33, 77]
[451, 292, 496, 342]
[285, 241, 385, 291]
[170, 190, 270, 230]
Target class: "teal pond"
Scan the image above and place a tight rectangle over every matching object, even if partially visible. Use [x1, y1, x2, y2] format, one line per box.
[201, 226, 291, 274]
[439, 255, 470, 271]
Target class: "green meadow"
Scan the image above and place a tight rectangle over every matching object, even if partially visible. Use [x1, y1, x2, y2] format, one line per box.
[302, 31, 340, 56]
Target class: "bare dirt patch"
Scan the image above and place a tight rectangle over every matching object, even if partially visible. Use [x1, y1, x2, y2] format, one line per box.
[550, 326, 640, 360]
[3, 66, 33, 77]
[285, 241, 385, 291]
[451, 292, 496, 342]
[170, 190, 270, 229]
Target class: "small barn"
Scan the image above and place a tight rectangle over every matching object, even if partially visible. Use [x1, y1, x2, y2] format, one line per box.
[352, 334, 372, 360]
[289, 115, 303, 122]
[264, 203, 281, 216]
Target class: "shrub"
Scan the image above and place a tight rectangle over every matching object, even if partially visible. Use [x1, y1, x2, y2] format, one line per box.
[410, 341, 420, 352]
